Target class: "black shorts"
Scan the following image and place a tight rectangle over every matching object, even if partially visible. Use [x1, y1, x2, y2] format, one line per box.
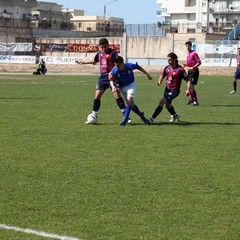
[188, 69, 199, 85]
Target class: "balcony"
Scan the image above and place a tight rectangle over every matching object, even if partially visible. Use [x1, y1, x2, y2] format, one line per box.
[184, 6, 196, 13]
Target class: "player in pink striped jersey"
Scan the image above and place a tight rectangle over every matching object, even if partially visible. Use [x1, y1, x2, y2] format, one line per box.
[183, 41, 201, 106]
[230, 48, 240, 94]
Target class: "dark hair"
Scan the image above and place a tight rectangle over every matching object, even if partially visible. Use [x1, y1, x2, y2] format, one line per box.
[167, 52, 178, 65]
[113, 56, 124, 64]
[99, 38, 109, 45]
[167, 52, 178, 59]
[185, 41, 192, 46]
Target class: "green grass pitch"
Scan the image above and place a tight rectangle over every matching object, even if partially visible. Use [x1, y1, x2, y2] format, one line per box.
[0, 74, 240, 240]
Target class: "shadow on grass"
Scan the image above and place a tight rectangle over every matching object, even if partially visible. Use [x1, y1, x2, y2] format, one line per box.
[209, 104, 240, 108]
[0, 97, 45, 100]
[149, 121, 240, 126]
[85, 121, 240, 126]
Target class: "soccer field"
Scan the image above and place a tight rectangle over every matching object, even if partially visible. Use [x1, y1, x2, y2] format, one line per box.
[0, 74, 240, 240]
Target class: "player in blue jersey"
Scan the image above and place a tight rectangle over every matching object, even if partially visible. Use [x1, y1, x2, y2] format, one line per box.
[230, 48, 240, 94]
[76, 38, 129, 124]
[147, 52, 190, 124]
[109, 56, 152, 126]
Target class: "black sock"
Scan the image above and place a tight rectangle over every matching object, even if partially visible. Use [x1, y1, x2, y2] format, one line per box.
[93, 99, 100, 111]
[167, 106, 176, 116]
[116, 97, 126, 110]
[152, 106, 163, 119]
[234, 82, 237, 92]
[132, 104, 142, 117]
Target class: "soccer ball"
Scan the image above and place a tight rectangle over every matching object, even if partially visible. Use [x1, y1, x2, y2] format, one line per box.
[86, 114, 98, 124]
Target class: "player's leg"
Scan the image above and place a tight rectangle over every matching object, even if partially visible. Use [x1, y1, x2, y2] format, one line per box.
[190, 70, 199, 105]
[230, 70, 239, 93]
[165, 90, 180, 122]
[191, 84, 199, 106]
[147, 96, 167, 124]
[166, 103, 180, 122]
[85, 82, 106, 124]
[120, 95, 132, 126]
[113, 89, 126, 112]
[119, 85, 135, 126]
[113, 88, 132, 123]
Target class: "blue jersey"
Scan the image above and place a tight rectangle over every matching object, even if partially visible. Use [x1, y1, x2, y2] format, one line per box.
[111, 62, 140, 87]
[94, 48, 117, 78]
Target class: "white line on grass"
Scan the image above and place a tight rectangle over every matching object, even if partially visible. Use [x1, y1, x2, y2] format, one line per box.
[0, 224, 81, 240]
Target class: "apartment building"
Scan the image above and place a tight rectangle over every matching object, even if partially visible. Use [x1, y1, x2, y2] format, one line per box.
[156, 0, 240, 34]
[31, 2, 72, 30]
[69, 13, 124, 36]
[0, 0, 37, 19]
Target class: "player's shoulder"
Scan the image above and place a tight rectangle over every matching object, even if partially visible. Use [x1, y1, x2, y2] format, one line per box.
[177, 64, 184, 70]
[111, 65, 118, 74]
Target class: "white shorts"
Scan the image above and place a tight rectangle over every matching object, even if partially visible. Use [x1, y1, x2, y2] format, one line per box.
[120, 82, 136, 99]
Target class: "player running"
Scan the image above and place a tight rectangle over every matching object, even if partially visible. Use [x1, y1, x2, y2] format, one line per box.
[76, 38, 129, 124]
[109, 56, 152, 126]
[147, 52, 190, 124]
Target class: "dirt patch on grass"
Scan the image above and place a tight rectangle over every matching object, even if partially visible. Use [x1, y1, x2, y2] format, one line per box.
[0, 63, 234, 76]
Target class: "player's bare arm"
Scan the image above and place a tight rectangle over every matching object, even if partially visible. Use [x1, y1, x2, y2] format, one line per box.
[108, 72, 117, 93]
[157, 76, 163, 86]
[76, 59, 96, 64]
[138, 66, 153, 80]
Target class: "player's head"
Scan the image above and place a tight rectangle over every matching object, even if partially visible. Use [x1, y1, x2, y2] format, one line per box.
[113, 56, 125, 69]
[167, 52, 178, 66]
[185, 41, 192, 51]
[99, 38, 109, 52]
[185, 41, 192, 47]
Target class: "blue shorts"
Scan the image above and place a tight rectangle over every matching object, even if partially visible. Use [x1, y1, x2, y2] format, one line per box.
[164, 88, 180, 103]
[95, 76, 110, 91]
[234, 69, 240, 79]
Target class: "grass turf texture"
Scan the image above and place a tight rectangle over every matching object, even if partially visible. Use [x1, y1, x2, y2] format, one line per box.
[0, 74, 240, 240]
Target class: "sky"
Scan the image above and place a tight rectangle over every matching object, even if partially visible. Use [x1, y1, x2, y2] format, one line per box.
[39, 0, 161, 24]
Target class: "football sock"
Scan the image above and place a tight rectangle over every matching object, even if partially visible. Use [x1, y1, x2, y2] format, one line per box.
[190, 90, 195, 102]
[93, 99, 100, 111]
[167, 106, 176, 116]
[132, 104, 142, 117]
[192, 90, 198, 103]
[123, 106, 131, 122]
[116, 97, 126, 110]
[234, 82, 237, 92]
[152, 106, 163, 119]
[92, 111, 98, 117]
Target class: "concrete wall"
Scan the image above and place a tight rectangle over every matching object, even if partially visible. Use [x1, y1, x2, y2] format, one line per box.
[35, 33, 207, 62]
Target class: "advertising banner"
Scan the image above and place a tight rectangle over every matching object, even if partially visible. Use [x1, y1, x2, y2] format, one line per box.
[201, 58, 231, 67]
[0, 55, 36, 64]
[0, 43, 32, 52]
[34, 43, 120, 53]
[40, 56, 92, 64]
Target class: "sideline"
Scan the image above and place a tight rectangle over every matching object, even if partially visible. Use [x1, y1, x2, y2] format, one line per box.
[0, 224, 81, 240]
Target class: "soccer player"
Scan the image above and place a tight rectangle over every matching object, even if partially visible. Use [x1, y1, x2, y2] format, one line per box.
[230, 48, 240, 94]
[109, 56, 152, 126]
[76, 38, 128, 124]
[147, 52, 190, 124]
[183, 41, 201, 106]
